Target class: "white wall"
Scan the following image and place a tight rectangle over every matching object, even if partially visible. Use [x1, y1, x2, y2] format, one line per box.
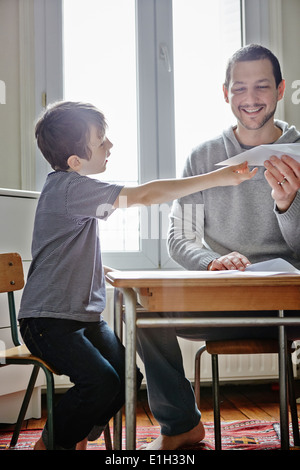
[0, 0, 21, 189]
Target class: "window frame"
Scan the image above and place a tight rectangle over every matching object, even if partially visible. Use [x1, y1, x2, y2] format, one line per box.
[31, 0, 282, 270]
[33, 0, 177, 270]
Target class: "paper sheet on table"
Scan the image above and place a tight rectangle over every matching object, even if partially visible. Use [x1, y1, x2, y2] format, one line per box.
[213, 258, 300, 276]
[215, 144, 300, 167]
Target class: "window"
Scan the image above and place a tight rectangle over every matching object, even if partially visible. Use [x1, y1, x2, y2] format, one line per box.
[63, 0, 140, 252]
[172, 0, 241, 175]
[36, 0, 242, 269]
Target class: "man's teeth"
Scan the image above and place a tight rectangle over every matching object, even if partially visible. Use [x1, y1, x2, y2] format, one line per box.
[244, 107, 261, 113]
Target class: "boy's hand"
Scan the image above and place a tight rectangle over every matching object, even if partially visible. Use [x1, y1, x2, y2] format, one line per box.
[103, 265, 119, 275]
[217, 161, 258, 186]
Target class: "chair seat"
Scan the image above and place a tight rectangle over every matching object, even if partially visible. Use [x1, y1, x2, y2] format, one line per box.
[205, 338, 294, 355]
[0, 343, 59, 374]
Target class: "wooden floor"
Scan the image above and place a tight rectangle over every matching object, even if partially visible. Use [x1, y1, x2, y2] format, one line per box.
[136, 382, 300, 426]
[2, 382, 299, 432]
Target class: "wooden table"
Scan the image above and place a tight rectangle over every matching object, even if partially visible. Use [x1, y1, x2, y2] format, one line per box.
[106, 270, 300, 450]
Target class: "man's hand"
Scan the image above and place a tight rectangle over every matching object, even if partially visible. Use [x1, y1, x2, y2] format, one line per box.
[264, 155, 300, 212]
[207, 251, 251, 271]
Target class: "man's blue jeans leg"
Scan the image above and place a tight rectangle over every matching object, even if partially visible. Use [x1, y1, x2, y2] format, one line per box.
[136, 312, 200, 437]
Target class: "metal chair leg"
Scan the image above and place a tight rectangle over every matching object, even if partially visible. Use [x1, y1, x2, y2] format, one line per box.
[113, 409, 123, 450]
[10, 365, 40, 447]
[43, 366, 55, 450]
[104, 424, 113, 450]
[9, 363, 55, 450]
[194, 345, 206, 409]
[211, 354, 221, 450]
[278, 321, 290, 450]
[287, 353, 300, 447]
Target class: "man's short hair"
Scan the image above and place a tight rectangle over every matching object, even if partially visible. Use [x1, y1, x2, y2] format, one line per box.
[224, 44, 283, 89]
[35, 101, 107, 171]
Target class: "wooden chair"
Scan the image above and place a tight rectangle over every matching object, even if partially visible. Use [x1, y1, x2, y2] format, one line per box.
[0, 252, 112, 450]
[195, 339, 300, 450]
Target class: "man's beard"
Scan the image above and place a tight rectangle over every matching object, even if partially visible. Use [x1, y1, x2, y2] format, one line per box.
[237, 105, 277, 131]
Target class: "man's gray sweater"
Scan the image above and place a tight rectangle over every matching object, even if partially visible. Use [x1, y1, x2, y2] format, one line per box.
[168, 120, 300, 270]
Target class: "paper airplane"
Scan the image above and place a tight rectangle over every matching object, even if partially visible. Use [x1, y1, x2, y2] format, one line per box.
[216, 143, 300, 166]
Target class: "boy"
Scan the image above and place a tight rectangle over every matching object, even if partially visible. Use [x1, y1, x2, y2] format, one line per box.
[18, 101, 256, 450]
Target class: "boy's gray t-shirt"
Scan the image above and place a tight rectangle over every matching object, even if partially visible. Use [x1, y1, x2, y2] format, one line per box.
[18, 171, 123, 322]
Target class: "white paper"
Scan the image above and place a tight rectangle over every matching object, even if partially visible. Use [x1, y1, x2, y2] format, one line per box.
[216, 143, 300, 167]
[107, 259, 300, 282]
[243, 258, 300, 273]
[213, 258, 300, 276]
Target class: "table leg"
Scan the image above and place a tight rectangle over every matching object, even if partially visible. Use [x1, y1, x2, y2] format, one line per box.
[123, 287, 138, 450]
[278, 309, 289, 450]
[113, 289, 123, 450]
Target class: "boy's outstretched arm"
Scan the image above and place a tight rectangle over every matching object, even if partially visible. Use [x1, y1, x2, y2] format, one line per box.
[114, 162, 257, 208]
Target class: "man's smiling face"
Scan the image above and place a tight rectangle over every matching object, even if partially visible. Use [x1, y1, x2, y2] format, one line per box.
[223, 58, 285, 132]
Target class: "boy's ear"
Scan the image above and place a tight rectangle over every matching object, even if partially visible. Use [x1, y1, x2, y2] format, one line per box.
[67, 155, 82, 171]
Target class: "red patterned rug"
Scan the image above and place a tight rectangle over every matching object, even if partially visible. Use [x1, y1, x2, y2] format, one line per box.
[0, 420, 298, 450]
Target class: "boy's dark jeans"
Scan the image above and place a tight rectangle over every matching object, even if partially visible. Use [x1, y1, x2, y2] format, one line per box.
[20, 317, 142, 449]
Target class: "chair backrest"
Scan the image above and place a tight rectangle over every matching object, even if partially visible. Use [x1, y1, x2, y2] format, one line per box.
[0, 253, 25, 347]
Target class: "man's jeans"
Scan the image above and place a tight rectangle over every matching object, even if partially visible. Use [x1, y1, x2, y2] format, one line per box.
[136, 310, 300, 437]
[20, 317, 142, 449]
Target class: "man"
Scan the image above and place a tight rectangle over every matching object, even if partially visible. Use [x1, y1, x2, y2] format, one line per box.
[137, 44, 300, 451]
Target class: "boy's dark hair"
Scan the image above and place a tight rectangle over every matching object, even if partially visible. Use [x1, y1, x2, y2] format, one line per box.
[35, 101, 107, 170]
[224, 44, 283, 89]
